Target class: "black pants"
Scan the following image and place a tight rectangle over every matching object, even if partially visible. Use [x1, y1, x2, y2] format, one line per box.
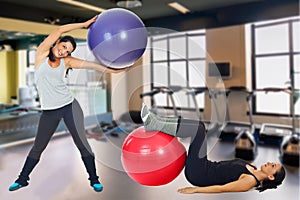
[16, 99, 99, 185]
[176, 118, 212, 186]
[29, 99, 93, 159]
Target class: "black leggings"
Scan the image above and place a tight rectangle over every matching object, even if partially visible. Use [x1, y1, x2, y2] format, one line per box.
[176, 118, 211, 186]
[28, 99, 93, 159]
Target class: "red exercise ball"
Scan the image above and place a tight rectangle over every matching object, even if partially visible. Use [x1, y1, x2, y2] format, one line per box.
[121, 126, 187, 186]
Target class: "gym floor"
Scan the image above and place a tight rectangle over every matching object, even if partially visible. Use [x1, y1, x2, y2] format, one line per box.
[0, 130, 299, 200]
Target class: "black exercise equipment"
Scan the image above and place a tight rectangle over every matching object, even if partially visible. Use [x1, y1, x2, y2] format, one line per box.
[220, 86, 255, 141]
[86, 121, 120, 140]
[280, 134, 300, 166]
[234, 130, 257, 160]
[256, 88, 293, 145]
[280, 87, 300, 167]
[119, 110, 143, 124]
[230, 87, 257, 160]
[116, 110, 143, 134]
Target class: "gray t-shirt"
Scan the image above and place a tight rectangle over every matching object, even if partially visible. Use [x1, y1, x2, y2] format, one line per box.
[35, 58, 74, 110]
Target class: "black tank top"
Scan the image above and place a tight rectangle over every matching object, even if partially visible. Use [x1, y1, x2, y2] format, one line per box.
[206, 158, 260, 186]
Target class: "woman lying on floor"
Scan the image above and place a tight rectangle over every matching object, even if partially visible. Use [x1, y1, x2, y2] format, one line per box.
[141, 103, 285, 194]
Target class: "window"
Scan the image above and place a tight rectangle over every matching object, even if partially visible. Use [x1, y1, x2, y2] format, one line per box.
[252, 16, 300, 117]
[150, 30, 206, 111]
[67, 42, 108, 115]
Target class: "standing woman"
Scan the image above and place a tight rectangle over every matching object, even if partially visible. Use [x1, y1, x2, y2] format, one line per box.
[9, 16, 127, 192]
[141, 103, 286, 194]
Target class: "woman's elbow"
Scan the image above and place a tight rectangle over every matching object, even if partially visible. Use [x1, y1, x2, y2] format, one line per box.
[54, 27, 65, 35]
[55, 25, 73, 35]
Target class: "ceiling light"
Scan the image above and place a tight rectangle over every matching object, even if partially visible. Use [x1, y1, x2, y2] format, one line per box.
[116, 0, 142, 8]
[57, 0, 106, 13]
[44, 17, 60, 25]
[168, 2, 190, 14]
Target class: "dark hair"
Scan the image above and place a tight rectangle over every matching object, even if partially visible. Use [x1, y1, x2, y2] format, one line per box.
[48, 35, 77, 62]
[256, 166, 286, 192]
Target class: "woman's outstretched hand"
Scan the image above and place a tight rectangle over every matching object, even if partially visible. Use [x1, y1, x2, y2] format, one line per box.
[177, 187, 198, 194]
[84, 15, 98, 28]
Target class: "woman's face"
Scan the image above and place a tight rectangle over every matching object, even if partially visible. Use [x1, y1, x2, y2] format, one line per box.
[52, 41, 74, 58]
[261, 162, 281, 177]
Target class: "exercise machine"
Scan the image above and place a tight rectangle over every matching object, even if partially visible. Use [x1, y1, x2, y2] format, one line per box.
[220, 86, 255, 141]
[280, 85, 300, 166]
[186, 87, 222, 132]
[233, 89, 257, 160]
[256, 88, 293, 145]
[140, 86, 181, 117]
[186, 87, 209, 127]
[234, 130, 257, 160]
[281, 133, 300, 166]
[139, 89, 160, 114]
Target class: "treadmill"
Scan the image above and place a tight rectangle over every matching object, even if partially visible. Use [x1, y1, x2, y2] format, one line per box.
[259, 123, 292, 143]
[256, 88, 293, 145]
[280, 87, 300, 166]
[220, 86, 255, 141]
[186, 87, 210, 128]
[140, 86, 182, 117]
[186, 87, 222, 132]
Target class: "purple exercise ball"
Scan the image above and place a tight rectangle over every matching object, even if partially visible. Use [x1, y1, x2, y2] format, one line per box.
[87, 8, 147, 69]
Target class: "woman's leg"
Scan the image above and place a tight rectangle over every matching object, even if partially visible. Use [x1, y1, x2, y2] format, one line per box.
[141, 103, 207, 158]
[176, 118, 207, 159]
[141, 103, 205, 140]
[9, 157, 39, 191]
[63, 99, 102, 192]
[9, 110, 61, 191]
[63, 100, 93, 157]
[28, 111, 61, 159]
[141, 103, 178, 135]
[141, 103, 209, 185]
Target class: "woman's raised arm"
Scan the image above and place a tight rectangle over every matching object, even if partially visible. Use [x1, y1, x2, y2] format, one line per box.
[37, 16, 97, 57]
